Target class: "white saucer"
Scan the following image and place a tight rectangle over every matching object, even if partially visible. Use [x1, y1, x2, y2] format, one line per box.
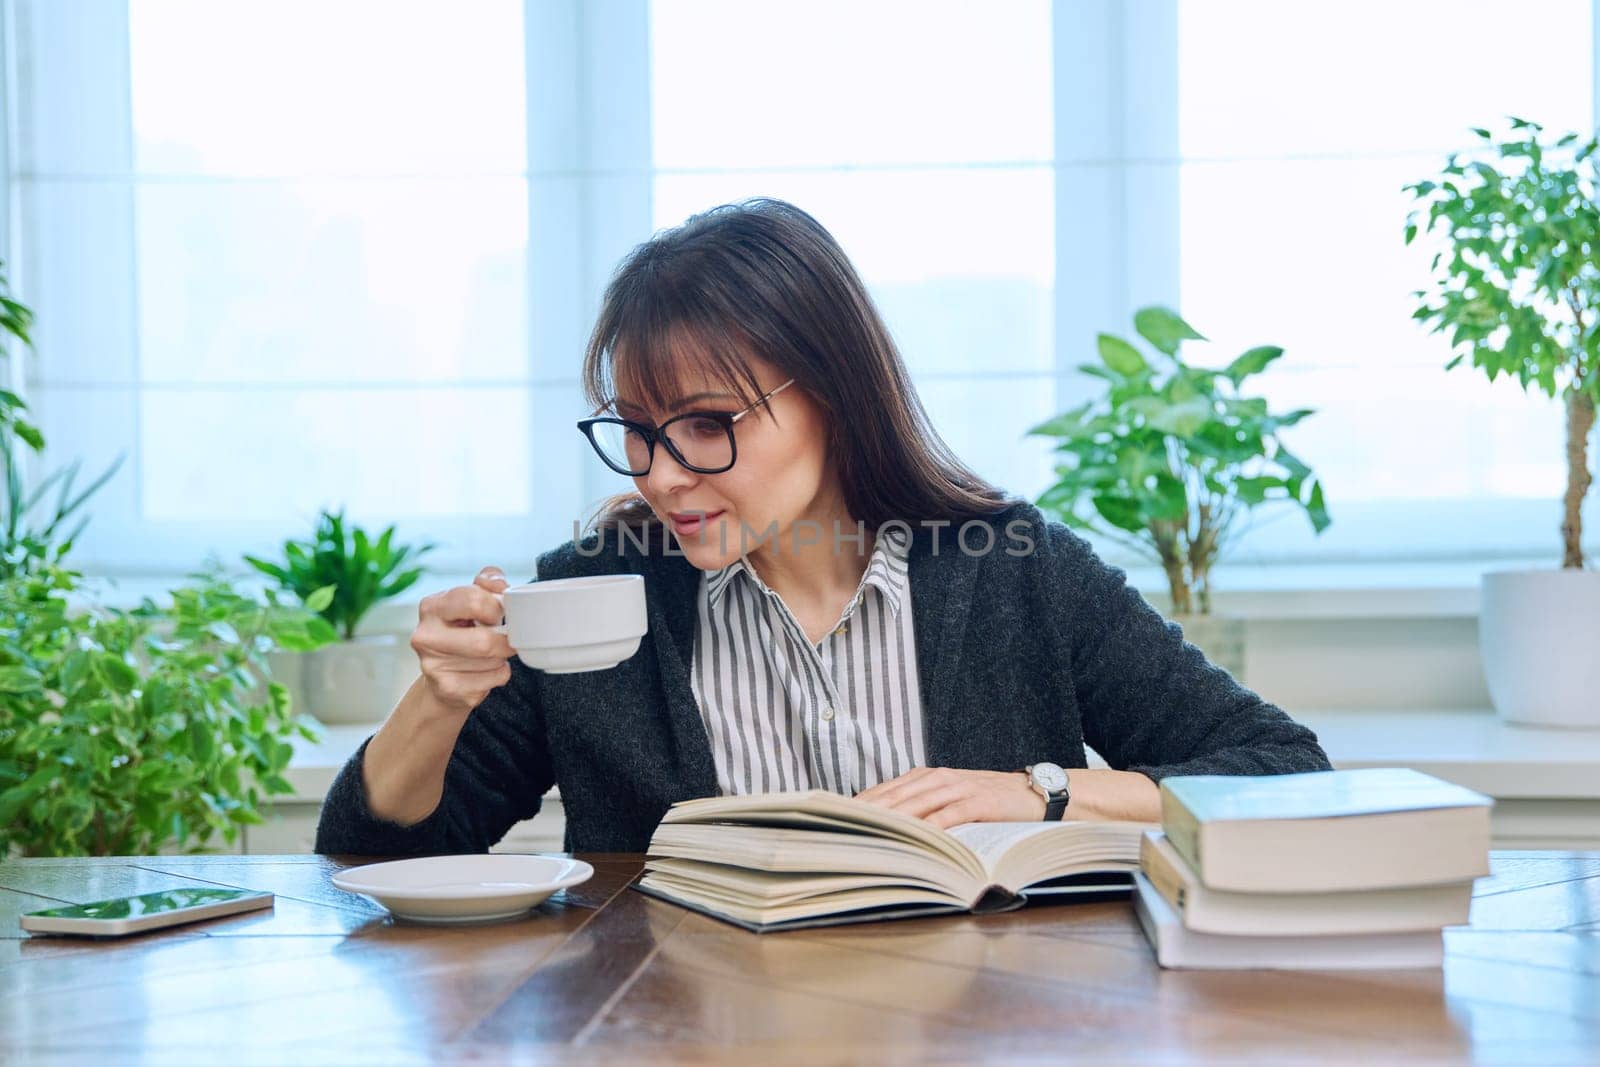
[331, 854, 595, 924]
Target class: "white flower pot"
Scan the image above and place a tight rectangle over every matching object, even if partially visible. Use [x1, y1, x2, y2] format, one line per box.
[1169, 612, 1247, 683]
[1480, 568, 1600, 729]
[280, 634, 421, 725]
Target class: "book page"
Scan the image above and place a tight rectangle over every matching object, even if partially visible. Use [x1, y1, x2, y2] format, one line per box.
[947, 822, 1073, 873]
[659, 789, 985, 883]
[648, 824, 967, 891]
[949, 820, 1149, 889]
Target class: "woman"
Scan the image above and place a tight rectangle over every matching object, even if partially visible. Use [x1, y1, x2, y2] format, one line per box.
[315, 198, 1329, 857]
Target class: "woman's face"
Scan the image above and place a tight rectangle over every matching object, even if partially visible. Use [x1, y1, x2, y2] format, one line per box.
[615, 354, 841, 571]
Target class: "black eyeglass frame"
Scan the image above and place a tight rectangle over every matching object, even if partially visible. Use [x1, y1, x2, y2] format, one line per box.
[576, 378, 797, 476]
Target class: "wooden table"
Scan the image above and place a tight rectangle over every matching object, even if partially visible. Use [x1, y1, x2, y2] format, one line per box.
[2, 851, 1597, 1065]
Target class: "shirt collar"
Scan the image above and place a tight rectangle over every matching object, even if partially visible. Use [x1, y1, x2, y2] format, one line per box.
[705, 523, 910, 617]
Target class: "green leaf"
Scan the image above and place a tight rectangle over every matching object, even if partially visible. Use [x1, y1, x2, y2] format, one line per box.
[1224, 346, 1285, 383]
[243, 555, 290, 584]
[0, 664, 43, 694]
[1267, 408, 1316, 430]
[1276, 446, 1313, 484]
[1091, 494, 1144, 533]
[188, 715, 215, 762]
[1234, 476, 1286, 505]
[1303, 480, 1332, 533]
[376, 567, 425, 600]
[1145, 396, 1213, 436]
[60, 650, 95, 695]
[1147, 473, 1188, 521]
[95, 653, 139, 695]
[304, 616, 339, 647]
[1097, 334, 1148, 376]
[303, 583, 336, 613]
[13, 421, 44, 451]
[1132, 306, 1207, 356]
[0, 765, 55, 826]
[1026, 404, 1094, 438]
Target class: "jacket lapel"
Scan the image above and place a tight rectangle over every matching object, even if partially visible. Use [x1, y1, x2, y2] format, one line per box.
[629, 531, 719, 796]
[906, 529, 983, 769]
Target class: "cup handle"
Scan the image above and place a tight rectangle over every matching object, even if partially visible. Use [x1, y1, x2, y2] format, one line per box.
[489, 590, 508, 635]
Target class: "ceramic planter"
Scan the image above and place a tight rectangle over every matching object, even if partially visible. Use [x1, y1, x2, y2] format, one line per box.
[1480, 568, 1600, 728]
[269, 634, 420, 725]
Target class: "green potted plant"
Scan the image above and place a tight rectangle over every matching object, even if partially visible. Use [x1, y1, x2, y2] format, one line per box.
[1027, 306, 1332, 679]
[245, 508, 437, 724]
[0, 559, 337, 857]
[1404, 117, 1600, 729]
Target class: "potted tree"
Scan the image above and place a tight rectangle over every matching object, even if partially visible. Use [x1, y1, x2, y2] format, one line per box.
[1404, 117, 1600, 728]
[245, 508, 436, 724]
[1027, 307, 1332, 680]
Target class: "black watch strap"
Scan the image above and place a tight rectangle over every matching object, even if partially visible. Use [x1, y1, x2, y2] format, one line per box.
[1043, 792, 1070, 821]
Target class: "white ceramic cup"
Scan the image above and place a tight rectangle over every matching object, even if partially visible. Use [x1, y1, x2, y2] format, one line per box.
[492, 574, 647, 673]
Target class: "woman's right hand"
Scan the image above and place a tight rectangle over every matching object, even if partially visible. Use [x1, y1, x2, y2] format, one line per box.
[410, 565, 520, 717]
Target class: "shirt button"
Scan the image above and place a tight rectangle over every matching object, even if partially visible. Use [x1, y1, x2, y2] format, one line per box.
[821, 706, 836, 722]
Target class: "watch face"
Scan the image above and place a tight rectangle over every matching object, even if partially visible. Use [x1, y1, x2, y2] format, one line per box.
[1031, 763, 1068, 793]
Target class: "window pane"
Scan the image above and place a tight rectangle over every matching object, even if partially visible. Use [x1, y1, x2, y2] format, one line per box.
[128, 0, 526, 175]
[915, 374, 1061, 501]
[136, 179, 528, 384]
[140, 386, 532, 521]
[649, 0, 1052, 169]
[654, 169, 1054, 377]
[19, 181, 137, 385]
[1245, 365, 1566, 502]
[1178, 0, 1593, 158]
[1180, 157, 1449, 366]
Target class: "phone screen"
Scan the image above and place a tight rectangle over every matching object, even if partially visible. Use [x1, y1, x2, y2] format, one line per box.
[26, 887, 266, 920]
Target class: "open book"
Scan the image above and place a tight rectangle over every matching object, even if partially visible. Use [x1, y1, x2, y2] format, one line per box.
[635, 789, 1151, 932]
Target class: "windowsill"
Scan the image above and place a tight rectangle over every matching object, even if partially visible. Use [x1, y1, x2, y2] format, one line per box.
[1294, 708, 1600, 799]
[277, 708, 1600, 804]
[73, 557, 1561, 623]
[1120, 557, 1564, 620]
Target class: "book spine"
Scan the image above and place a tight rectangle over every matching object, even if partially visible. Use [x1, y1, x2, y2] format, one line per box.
[1159, 786, 1203, 881]
[970, 886, 1026, 915]
[1138, 833, 1188, 917]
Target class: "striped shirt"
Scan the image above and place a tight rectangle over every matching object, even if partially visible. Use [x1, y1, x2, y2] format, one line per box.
[688, 526, 926, 796]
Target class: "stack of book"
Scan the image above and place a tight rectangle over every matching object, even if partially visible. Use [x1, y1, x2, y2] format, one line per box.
[1133, 767, 1493, 969]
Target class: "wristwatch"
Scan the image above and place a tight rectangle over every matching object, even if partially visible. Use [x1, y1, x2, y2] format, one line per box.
[1024, 762, 1071, 821]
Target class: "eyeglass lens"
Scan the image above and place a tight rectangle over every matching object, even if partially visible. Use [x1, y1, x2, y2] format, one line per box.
[590, 415, 734, 474]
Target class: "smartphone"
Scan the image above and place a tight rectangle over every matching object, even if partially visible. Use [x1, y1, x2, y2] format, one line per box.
[20, 887, 274, 938]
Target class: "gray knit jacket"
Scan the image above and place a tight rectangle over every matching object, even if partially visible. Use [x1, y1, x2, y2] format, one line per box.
[313, 502, 1331, 856]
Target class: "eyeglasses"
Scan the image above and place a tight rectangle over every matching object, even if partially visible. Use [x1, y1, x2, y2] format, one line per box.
[577, 378, 796, 476]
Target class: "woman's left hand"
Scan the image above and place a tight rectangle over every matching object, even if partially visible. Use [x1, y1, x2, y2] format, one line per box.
[853, 767, 1043, 829]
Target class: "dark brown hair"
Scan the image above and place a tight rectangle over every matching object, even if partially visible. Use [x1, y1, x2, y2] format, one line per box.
[580, 197, 1016, 535]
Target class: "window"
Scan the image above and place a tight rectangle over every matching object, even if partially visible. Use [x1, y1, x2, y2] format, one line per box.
[647, 0, 1059, 502]
[16, 0, 564, 575]
[10, 1, 1600, 580]
[1175, 0, 1597, 562]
